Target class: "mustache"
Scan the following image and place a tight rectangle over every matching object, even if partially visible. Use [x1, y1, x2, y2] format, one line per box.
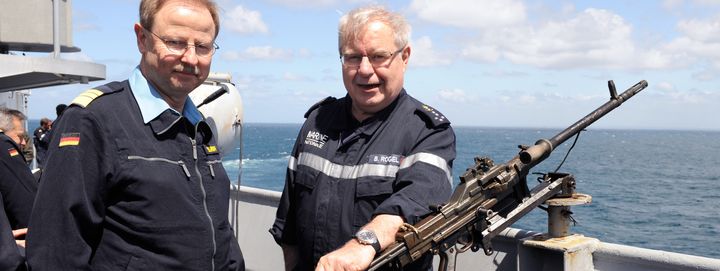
[173, 64, 200, 75]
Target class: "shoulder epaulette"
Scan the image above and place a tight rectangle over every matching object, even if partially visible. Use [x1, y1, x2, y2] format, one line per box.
[71, 81, 124, 108]
[304, 96, 337, 118]
[415, 104, 450, 128]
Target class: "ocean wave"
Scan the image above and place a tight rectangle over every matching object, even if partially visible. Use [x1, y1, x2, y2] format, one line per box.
[222, 155, 291, 169]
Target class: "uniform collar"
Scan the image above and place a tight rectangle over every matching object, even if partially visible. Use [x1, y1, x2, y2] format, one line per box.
[129, 66, 203, 125]
[336, 89, 406, 142]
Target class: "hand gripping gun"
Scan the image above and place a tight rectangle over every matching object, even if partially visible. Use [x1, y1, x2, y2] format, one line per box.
[369, 80, 648, 271]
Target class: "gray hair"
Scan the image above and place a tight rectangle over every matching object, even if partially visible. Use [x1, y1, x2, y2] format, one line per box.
[0, 107, 26, 132]
[338, 5, 411, 55]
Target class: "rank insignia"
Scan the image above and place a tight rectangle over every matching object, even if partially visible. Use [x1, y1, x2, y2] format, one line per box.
[422, 104, 446, 122]
[71, 89, 104, 108]
[59, 133, 81, 147]
[8, 148, 19, 157]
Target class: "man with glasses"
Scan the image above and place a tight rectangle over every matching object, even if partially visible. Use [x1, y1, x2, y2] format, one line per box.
[27, 0, 244, 270]
[0, 108, 37, 249]
[271, 6, 456, 271]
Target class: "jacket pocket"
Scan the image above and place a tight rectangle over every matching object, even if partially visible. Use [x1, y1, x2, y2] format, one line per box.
[353, 178, 394, 227]
[294, 170, 318, 190]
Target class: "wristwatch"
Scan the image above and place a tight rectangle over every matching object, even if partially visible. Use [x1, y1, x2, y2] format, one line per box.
[353, 229, 381, 254]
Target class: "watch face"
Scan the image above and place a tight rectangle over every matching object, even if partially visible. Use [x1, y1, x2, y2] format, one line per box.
[356, 230, 377, 244]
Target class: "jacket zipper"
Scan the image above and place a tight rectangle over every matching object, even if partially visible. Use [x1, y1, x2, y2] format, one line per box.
[191, 137, 217, 271]
[127, 155, 190, 177]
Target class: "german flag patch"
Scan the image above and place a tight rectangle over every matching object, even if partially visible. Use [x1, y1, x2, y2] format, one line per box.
[59, 133, 81, 147]
[8, 148, 19, 157]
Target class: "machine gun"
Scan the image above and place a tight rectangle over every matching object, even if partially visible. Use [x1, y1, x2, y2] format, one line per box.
[369, 80, 649, 271]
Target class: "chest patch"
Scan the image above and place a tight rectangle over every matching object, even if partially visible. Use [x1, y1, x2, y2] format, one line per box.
[367, 154, 402, 166]
[8, 148, 19, 157]
[304, 130, 329, 149]
[205, 145, 218, 154]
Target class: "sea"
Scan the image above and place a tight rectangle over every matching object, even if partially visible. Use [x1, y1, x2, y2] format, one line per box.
[229, 123, 720, 259]
[25, 120, 720, 259]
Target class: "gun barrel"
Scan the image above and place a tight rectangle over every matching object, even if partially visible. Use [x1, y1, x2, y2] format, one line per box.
[519, 80, 648, 165]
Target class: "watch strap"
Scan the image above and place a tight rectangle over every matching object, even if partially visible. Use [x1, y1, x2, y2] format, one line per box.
[369, 240, 381, 254]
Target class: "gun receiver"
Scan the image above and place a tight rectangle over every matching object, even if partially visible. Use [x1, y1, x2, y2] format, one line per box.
[369, 80, 648, 271]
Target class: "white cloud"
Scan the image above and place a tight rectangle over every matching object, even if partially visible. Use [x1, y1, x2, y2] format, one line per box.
[410, 0, 526, 29]
[517, 94, 537, 104]
[409, 36, 452, 67]
[461, 8, 676, 69]
[663, 0, 720, 9]
[663, 16, 720, 78]
[656, 81, 675, 92]
[244, 46, 291, 59]
[662, 0, 684, 9]
[283, 72, 312, 82]
[496, 90, 607, 105]
[692, 69, 720, 81]
[461, 45, 501, 63]
[221, 46, 293, 61]
[676, 18, 720, 43]
[482, 70, 528, 77]
[224, 6, 269, 35]
[438, 89, 473, 103]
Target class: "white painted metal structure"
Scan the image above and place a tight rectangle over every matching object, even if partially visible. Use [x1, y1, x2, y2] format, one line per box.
[0, 0, 105, 93]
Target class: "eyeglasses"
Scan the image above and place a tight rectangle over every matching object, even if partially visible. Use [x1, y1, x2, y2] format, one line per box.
[340, 47, 404, 68]
[144, 28, 219, 57]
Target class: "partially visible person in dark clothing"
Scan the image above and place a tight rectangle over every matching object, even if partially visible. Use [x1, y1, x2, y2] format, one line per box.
[0, 193, 27, 271]
[0, 108, 36, 269]
[37, 104, 65, 167]
[0, 108, 37, 230]
[32, 118, 51, 167]
[55, 104, 67, 117]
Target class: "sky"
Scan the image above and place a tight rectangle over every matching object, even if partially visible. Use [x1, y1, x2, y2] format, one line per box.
[25, 0, 720, 131]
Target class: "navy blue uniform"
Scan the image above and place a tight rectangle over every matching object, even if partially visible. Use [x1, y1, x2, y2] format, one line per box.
[271, 90, 455, 270]
[0, 133, 37, 229]
[27, 81, 244, 270]
[0, 193, 26, 271]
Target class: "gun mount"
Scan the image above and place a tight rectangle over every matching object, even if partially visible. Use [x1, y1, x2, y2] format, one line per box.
[369, 80, 648, 271]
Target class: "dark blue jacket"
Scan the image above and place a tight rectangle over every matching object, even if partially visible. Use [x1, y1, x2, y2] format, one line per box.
[27, 81, 244, 270]
[0, 133, 37, 229]
[271, 90, 455, 270]
[0, 193, 26, 271]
